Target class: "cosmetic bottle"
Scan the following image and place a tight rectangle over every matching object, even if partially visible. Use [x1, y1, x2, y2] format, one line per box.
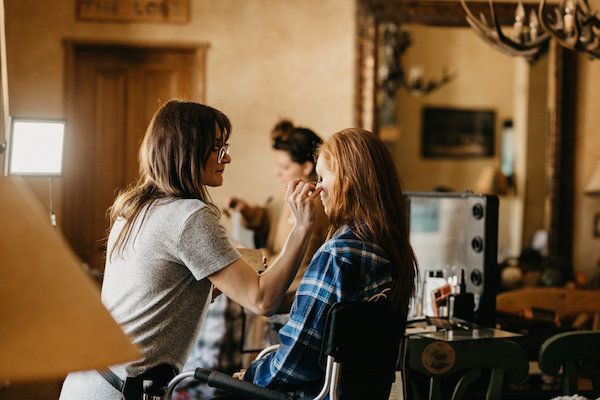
[449, 269, 475, 322]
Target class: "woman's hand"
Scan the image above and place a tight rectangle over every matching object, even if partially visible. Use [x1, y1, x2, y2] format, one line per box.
[224, 197, 245, 211]
[285, 179, 322, 231]
[223, 197, 241, 216]
[232, 369, 246, 380]
[223, 196, 255, 222]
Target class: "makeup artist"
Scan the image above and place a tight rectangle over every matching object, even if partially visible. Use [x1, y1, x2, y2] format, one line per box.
[59, 100, 321, 400]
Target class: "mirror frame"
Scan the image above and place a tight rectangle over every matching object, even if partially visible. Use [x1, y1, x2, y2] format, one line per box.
[355, 0, 577, 275]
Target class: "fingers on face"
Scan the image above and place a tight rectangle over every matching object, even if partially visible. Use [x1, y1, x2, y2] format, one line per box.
[287, 179, 319, 207]
[292, 181, 318, 205]
[308, 186, 323, 201]
[298, 181, 314, 198]
[286, 178, 302, 198]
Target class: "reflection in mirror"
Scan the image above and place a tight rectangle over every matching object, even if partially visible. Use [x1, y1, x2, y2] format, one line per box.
[357, 0, 577, 287]
[407, 192, 498, 326]
[379, 24, 456, 98]
[377, 22, 550, 263]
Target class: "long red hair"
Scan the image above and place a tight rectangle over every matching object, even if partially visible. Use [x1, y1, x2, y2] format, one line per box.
[317, 128, 417, 313]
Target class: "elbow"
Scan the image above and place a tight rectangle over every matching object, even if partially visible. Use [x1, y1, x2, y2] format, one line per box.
[261, 304, 279, 316]
[245, 276, 282, 315]
[248, 295, 279, 316]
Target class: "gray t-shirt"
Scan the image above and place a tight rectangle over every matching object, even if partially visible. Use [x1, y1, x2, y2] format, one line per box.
[59, 198, 240, 400]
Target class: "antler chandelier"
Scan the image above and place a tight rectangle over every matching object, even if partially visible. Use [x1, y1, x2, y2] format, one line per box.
[380, 24, 455, 97]
[460, 0, 600, 61]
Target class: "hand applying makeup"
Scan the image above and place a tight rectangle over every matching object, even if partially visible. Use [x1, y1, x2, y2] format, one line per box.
[285, 178, 322, 233]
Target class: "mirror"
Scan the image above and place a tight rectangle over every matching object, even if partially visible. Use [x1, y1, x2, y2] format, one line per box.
[381, 21, 547, 261]
[356, 0, 577, 274]
[407, 192, 498, 325]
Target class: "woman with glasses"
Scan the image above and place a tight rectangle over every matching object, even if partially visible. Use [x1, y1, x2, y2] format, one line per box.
[239, 128, 418, 396]
[59, 100, 321, 400]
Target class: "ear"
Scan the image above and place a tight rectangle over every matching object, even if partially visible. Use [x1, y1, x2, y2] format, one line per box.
[302, 161, 314, 178]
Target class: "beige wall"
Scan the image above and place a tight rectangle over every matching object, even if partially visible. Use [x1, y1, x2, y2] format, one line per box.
[574, 55, 600, 278]
[3, 0, 355, 221]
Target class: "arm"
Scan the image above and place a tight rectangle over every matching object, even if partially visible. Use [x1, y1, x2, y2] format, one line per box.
[210, 180, 321, 316]
[287, 198, 329, 296]
[277, 198, 329, 312]
[244, 250, 344, 388]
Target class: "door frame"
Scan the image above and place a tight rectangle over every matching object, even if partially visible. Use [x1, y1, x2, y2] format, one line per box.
[63, 38, 209, 111]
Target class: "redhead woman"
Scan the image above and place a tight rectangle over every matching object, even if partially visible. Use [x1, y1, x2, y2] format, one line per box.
[241, 128, 418, 395]
[59, 100, 321, 400]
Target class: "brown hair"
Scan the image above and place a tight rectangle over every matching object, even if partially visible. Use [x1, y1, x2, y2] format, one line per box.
[317, 128, 417, 314]
[271, 119, 322, 173]
[108, 100, 231, 259]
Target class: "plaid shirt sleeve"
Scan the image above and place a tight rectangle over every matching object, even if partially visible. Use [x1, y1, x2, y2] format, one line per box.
[244, 247, 351, 390]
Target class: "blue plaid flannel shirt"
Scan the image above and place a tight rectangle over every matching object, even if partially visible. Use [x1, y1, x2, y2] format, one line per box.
[244, 225, 393, 393]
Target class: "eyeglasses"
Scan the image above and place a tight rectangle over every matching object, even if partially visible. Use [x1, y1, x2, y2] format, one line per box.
[212, 144, 230, 164]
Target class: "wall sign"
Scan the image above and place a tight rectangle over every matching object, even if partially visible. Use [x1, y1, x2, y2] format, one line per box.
[76, 0, 190, 23]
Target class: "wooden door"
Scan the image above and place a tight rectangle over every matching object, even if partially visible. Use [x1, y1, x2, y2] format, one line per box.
[63, 43, 206, 277]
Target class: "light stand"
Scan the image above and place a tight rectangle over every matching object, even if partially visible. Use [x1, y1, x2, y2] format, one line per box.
[48, 176, 56, 228]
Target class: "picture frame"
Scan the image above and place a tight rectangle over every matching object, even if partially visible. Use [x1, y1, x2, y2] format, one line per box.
[422, 107, 495, 158]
